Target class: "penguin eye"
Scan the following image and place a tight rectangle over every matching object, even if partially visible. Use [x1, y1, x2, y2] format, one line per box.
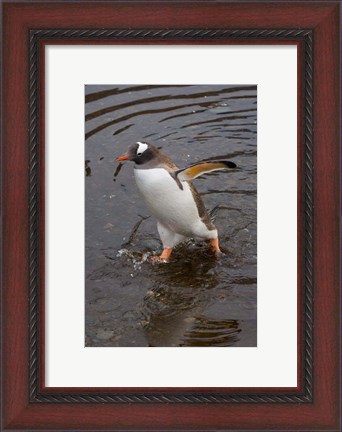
[137, 152, 142, 156]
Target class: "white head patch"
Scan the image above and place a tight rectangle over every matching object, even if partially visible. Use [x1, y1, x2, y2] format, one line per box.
[136, 142, 148, 155]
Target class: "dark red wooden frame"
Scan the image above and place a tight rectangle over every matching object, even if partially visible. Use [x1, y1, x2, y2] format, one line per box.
[2, 2, 340, 430]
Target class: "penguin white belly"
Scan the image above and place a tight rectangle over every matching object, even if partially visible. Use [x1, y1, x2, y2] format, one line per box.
[134, 168, 214, 239]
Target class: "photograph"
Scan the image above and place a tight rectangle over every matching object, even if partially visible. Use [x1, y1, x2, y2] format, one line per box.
[2, 1, 340, 429]
[85, 84, 257, 347]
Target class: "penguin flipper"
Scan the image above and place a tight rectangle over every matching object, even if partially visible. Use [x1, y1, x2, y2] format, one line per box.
[175, 161, 237, 182]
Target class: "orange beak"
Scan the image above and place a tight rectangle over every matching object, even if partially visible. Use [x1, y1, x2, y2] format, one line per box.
[116, 154, 129, 161]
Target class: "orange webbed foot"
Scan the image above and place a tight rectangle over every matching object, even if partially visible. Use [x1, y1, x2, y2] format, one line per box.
[149, 247, 172, 264]
[209, 238, 222, 255]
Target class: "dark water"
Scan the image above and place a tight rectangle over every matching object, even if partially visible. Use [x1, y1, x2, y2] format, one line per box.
[85, 85, 257, 347]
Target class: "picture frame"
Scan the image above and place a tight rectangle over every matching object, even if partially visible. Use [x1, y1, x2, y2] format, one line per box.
[1, 1, 340, 431]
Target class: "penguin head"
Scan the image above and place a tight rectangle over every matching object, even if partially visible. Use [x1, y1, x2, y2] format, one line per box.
[116, 142, 158, 165]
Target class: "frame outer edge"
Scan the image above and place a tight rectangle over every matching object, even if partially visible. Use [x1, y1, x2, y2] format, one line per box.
[28, 28, 313, 404]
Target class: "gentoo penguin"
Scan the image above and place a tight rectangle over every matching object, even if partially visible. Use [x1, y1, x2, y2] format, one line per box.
[116, 142, 236, 263]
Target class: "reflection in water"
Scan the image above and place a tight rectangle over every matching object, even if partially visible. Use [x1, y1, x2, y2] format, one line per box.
[180, 317, 241, 347]
[140, 250, 221, 347]
[85, 85, 257, 347]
